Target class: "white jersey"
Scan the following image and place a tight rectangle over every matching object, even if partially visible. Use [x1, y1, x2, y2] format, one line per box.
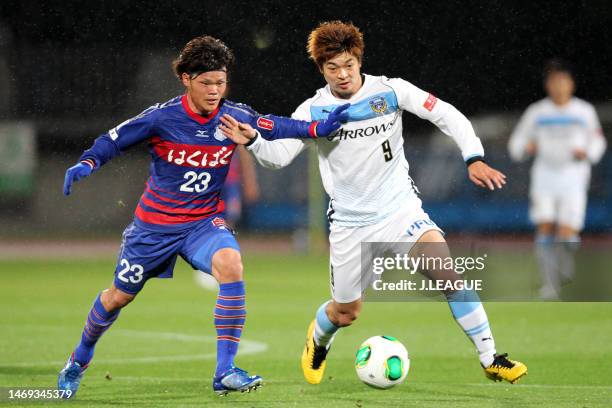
[508, 97, 606, 195]
[246, 74, 484, 227]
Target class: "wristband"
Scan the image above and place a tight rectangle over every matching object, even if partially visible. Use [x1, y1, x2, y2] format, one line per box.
[245, 132, 259, 147]
[465, 156, 485, 167]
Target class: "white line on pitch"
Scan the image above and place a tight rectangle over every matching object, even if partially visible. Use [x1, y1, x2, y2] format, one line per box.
[465, 382, 612, 390]
[0, 328, 268, 368]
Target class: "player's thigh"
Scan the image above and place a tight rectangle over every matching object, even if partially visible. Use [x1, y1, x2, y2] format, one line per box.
[328, 223, 371, 304]
[529, 193, 556, 225]
[113, 223, 183, 295]
[380, 205, 446, 260]
[557, 192, 587, 233]
[383, 206, 457, 282]
[383, 204, 444, 244]
[181, 216, 241, 277]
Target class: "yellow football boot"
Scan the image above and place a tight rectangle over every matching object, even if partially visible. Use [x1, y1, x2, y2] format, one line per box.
[301, 320, 330, 384]
[484, 353, 528, 384]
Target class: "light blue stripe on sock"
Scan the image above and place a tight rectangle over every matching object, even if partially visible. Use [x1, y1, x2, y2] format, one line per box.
[447, 289, 481, 319]
[465, 321, 490, 336]
[316, 301, 338, 334]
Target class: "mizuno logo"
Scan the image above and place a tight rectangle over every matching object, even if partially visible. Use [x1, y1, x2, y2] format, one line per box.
[195, 130, 209, 138]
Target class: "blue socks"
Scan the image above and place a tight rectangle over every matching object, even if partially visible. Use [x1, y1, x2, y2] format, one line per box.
[214, 281, 246, 377]
[74, 293, 120, 366]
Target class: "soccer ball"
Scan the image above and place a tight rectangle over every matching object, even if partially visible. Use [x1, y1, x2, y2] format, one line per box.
[354, 335, 410, 389]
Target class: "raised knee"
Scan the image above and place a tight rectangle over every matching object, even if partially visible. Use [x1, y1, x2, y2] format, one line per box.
[103, 287, 134, 311]
[336, 311, 359, 327]
[213, 249, 243, 283]
[334, 308, 360, 327]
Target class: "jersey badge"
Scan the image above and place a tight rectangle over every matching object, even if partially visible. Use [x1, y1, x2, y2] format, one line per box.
[214, 127, 227, 142]
[212, 217, 227, 230]
[257, 117, 275, 131]
[369, 96, 388, 114]
[423, 93, 438, 112]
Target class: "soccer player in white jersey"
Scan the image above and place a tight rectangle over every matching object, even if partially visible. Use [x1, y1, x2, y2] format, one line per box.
[508, 60, 606, 299]
[220, 21, 527, 384]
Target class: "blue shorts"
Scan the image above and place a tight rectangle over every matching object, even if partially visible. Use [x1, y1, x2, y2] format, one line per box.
[113, 216, 240, 295]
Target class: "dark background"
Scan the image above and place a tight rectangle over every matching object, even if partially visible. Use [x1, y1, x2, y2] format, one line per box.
[0, 0, 610, 234]
[2, 0, 611, 123]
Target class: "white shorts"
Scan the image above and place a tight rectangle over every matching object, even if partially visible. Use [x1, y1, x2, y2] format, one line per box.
[328, 204, 443, 303]
[529, 191, 587, 231]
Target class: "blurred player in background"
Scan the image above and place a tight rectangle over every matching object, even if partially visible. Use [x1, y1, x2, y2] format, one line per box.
[58, 35, 348, 397]
[223, 148, 260, 226]
[220, 21, 527, 385]
[508, 60, 606, 299]
[195, 147, 260, 291]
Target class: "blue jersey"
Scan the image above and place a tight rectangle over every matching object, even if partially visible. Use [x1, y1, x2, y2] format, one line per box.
[79, 95, 316, 230]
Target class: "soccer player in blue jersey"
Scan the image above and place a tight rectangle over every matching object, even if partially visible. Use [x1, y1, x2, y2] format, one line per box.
[57, 35, 349, 398]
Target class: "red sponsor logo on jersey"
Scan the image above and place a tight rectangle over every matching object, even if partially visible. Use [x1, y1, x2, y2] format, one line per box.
[212, 217, 227, 229]
[151, 137, 235, 168]
[256, 117, 274, 131]
[423, 93, 438, 112]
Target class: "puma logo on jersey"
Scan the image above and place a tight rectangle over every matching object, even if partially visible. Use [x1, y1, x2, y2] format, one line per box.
[406, 219, 437, 237]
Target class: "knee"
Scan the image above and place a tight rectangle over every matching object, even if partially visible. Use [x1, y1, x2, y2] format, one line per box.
[212, 248, 243, 283]
[335, 309, 360, 327]
[330, 302, 361, 327]
[537, 223, 555, 236]
[102, 287, 135, 311]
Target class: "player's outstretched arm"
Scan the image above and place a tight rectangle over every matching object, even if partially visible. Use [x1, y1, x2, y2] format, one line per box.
[63, 161, 94, 195]
[63, 109, 157, 195]
[219, 114, 310, 170]
[221, 103, 350, 142]
[467, 159, 506, 191]
[63, 105, 159, 195]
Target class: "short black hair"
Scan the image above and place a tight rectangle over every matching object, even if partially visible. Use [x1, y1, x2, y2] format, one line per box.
[173, 35, 234, 78]
[543, 58, 573, 79]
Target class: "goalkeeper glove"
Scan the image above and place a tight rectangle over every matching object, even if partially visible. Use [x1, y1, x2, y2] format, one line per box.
[314, 103, 350, 137]
[63, 161, 94, 195]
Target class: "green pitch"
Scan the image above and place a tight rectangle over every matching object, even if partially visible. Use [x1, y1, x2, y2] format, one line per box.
[1, 254, 611, 407]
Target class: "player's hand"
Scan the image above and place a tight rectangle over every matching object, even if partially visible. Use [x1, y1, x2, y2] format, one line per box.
[220, 114, 256, 145]
[467, 161, 506, 191]
[63, 162, 93, 195]
[573, 149, 587, 161]
[315, 103, 350, 137]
